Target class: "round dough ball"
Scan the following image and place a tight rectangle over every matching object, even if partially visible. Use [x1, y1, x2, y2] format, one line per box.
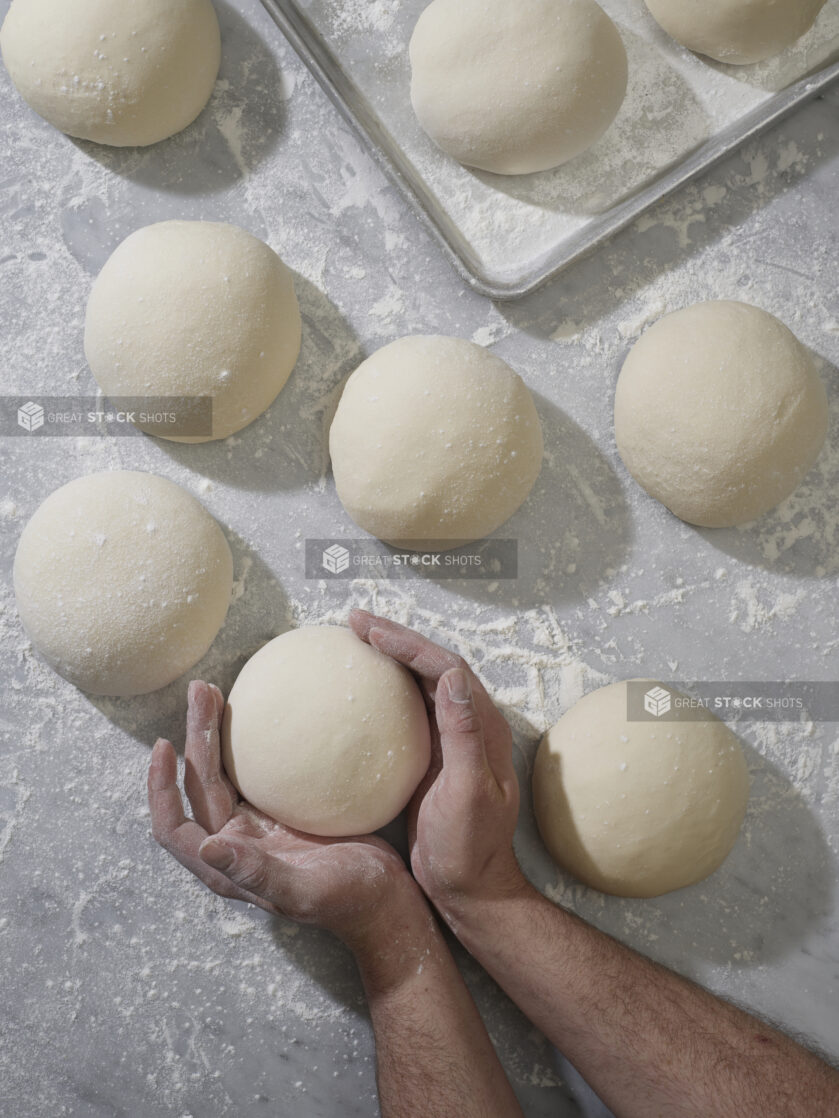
[0, 0, 221, 146]
[329, 335, 544, 550]
[409, 0, 628, 175]
[644, 0, 827, 65]
[14, 471, 233, 697]
[221, 627, 431, 837]
[84, 221, 302, 443]
[614, 301, 828, 528]
[534, 681, 750, 897]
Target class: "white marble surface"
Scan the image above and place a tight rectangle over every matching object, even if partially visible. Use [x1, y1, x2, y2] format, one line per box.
[0, 2, 837, 1115]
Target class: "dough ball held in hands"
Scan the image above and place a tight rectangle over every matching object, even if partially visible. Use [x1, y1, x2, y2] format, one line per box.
[409, 0, 628, 175]
[14, 471, 233, 697]
[0, 0, 221, 146]
[614, 301, 828, 528]
[329, 335, 544, 550]
[149, 680, 413, 937]
[533, 681, 750, 898]
[221, 627, 432, 838]
[644, 0, 828, 66]
[84, 221, 302, 443]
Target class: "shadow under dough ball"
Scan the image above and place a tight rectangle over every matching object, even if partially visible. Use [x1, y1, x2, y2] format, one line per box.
[221, 627, 431, 837]
[614, 301, 829, 528]
[0, 0, 221, 146]
[84, 220, 302, 443]
[13, 470, 233, 697]
[409, 0, 628, 175]
[328, 335, 544, 551]
[644, 0, 828, 65]
[533, 680, 750, 898]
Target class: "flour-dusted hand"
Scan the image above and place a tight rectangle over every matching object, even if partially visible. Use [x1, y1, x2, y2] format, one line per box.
[349, 610, 526, 922]
[148, 680, 411, 948]
[148, 677, 526, 1118]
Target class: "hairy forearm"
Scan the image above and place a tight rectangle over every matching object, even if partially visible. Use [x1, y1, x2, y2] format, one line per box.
[446, 881, 839, 1118]
[349, 879, 524, 1118]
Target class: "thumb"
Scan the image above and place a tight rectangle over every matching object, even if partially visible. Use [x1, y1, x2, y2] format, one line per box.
[200, 835, 292, 902]
[436, 668, 489, 776]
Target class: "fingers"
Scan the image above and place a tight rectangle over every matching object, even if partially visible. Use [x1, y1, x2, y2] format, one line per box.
[184, 680, 237, 835]
[351, 611, 493, 716]
[148, 738, 269, 912]
[350, 609, 463, 686]
[149, 738, 190, 843]
[199, 834, 299, 910]
[350, 610, 516, 781]
[435, 668, 491, 779]
[210, 682, 224, 719]
[351, 609, 500, 723]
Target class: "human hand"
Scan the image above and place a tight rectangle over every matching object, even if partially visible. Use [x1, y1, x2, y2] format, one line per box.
[349, 611, 526, 924]
[148, 680, 416, 950]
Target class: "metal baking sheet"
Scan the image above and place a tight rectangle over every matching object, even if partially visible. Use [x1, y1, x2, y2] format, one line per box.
[259, 0, 839, 299]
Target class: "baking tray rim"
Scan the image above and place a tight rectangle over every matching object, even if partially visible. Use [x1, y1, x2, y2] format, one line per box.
[259, 0, 839, 302]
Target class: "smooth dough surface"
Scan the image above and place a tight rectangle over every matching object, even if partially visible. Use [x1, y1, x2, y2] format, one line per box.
[644, 0, 827, 65]
[14, 471, 233, 696]
[614, 301, 828, 528]
[221, 627, 431, 837]
[85, 221, 302, 443]
[409, 0, 627, 175]
[0, 0, 221, 146]
[534, 681, 750, 897]
[329, 335, 544, 550]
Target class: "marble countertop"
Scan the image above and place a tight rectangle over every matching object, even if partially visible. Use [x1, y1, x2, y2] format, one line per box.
[0, 2, 837, 1115]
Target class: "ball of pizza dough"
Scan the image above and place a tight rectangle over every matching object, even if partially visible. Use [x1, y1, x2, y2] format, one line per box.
[329, 335, 544, 550]
[84, 221, 302, 443]
[221, 627, 431, 837]
[533, 681, 750, 897]
[0, 0, 220, 146]
[14, 471, 233, 696]
[409, 0, 627, 175]
[614, 301, 828, 528]
[644, 0, 827, 65]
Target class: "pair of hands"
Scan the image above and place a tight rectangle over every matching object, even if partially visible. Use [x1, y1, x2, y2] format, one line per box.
[148, 610, 526, 950]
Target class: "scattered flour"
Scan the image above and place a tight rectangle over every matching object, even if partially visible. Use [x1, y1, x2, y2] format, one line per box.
[1, 0, 838, 1112]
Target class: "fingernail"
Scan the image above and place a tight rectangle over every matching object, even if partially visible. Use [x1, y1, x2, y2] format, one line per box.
[447, 669, 472, 704]
[201, 839, 235, 870]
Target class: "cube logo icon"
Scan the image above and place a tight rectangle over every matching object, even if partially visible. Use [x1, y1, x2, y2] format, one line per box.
[18, 401, 44, 432]
[322, 544, 350, 574]
[644, 686, 671, 718]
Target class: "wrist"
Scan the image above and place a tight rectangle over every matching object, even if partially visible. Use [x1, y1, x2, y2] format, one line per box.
[350, 882, 449, 1000]
[340, 871, 431, 975]
[434, 869, 536, 941]
[426, 857, 531, 928]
